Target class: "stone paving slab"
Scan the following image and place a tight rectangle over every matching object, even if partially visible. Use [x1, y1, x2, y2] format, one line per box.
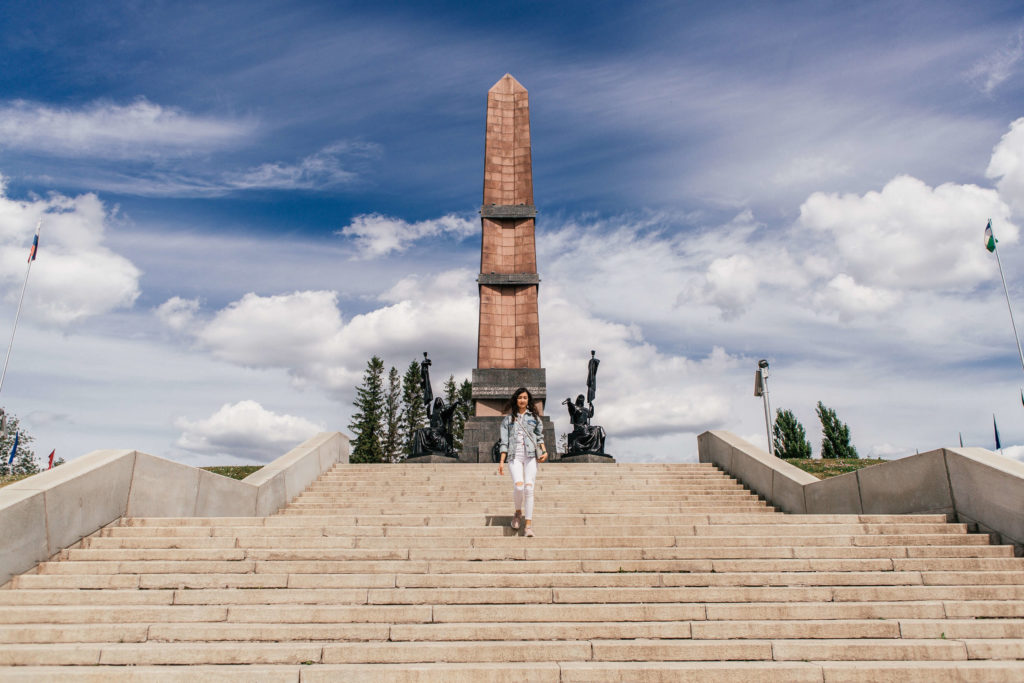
[0, 666, 300, 682]
[0, 606, 228, 624]
[819, 661, 1024, 683]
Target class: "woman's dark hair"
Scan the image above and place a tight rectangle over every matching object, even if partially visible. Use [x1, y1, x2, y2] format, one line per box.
[504, 386, 536, 415]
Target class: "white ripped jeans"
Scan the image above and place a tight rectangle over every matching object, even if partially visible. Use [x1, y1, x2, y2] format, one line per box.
[509, 454, 537, 519]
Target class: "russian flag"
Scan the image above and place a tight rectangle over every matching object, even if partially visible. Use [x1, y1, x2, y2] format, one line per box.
[28, 232, 39, 263]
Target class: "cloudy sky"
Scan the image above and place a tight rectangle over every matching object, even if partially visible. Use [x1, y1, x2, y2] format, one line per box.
[2, 0, 1024, 466]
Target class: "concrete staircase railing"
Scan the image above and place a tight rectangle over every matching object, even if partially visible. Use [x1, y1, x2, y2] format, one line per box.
[0, 432, 348, 587]
[699, 430, 1024, 556]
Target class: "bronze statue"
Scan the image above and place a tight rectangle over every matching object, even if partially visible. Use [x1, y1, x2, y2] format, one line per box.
[419, 351, 433, 407]
[564, 350, 606, 455]
[411, 352, 463, 457]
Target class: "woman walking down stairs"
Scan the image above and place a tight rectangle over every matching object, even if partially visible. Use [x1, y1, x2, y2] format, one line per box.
[1, 462, 1023, 680]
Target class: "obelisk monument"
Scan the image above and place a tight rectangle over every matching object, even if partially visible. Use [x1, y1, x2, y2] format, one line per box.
[461, 74, 557, 461]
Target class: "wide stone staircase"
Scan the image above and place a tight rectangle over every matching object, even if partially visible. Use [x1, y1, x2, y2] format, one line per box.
[2, 462, 1023, 680]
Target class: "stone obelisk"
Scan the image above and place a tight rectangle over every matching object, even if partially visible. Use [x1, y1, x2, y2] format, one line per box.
[461, 74, 557, 462]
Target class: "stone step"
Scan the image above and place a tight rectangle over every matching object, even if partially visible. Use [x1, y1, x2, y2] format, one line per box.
[115, 513, 952, 527]
[56, 549, 1014, 572]
[312, 488, 753, 494]
[18, 568, 1022, 601]
[8, 662, 1024, 683]
[0, 606, 230, 624]
[93, 523, 971, 542]
[9, 600, 1005, 625]
[3, 638, 1007, 666]
[19, 583, 1022, 606]
[704, 600, 1024, 620]
[319, 481, 740, 487]
[70, 540, 1009, 564]
[278, 505, 777, 514]
[16, 564, 1023, 593]
[897, 619, 1024, 639]
[282, 501, 773, 510]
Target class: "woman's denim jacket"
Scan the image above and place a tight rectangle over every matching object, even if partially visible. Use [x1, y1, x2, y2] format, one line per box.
[500, 411, 545, 458]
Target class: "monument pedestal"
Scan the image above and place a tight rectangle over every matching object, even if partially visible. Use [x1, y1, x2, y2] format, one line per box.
[557, 453, 616, 463]
[461, 367, 558, 463]
[405, 453, 460, 464]
[462, 415, 557, 463]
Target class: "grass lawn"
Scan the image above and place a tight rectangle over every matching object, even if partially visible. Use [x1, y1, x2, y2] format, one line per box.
[0, 473, 32, 489]
[0, 465, 264, 489]
[783, 458, 886, 479]
[201, 466, 263, 480]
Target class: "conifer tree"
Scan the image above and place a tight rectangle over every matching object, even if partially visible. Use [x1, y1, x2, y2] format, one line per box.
[0, 411, 38, 477]
[441, 375, 473, 453]
[772, 408, 812, 459]
[349, 356, 386, 463]
[400, 360, 427, 457]
[457, 378, 472, 448]
[382, 366, 403, 463]
[816, 401, 859, 459]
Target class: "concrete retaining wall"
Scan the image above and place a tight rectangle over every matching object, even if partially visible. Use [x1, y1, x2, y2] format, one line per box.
[698, 430, 1024, 556]
[0, 431, 348, 586]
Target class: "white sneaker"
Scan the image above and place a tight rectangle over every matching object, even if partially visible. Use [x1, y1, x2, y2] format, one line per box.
[525, 527, 534, 537]
[510, 515, 520, 530]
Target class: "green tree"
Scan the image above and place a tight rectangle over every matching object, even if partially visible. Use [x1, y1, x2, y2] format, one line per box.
[382, 366, 403, 463]
[773, 408, 812, 459]
[0, 410, 38, 476]
[349, 356, 386, 463]
[457, 378, 472, 449]
[400, 360, 427, 457]
[442, 375, 473, 453]
[816, 401, 859, 459]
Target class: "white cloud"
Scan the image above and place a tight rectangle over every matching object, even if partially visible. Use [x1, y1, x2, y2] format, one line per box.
[223, 141, 376, 190]
[701, 254, 760, 318]
[338, 213, 476, 258]
[1000, 445, 1024, 463]
[542, 285, 735, 437]
[0, 187, 140, 326]
[987, 117, 1024, 214]
[0, 98, 255, 158]
[155, 297, 200, 332]
[798, 175, 1015, 291]
[771, 155, 851, 187]
[175, 400, 324, 462]
[197, 290, 345, 370]
[181, 271, 478, 392]
[969, 28, 1024, 95]
[162, 246, 732, 445]
[813, 274, 901, 321]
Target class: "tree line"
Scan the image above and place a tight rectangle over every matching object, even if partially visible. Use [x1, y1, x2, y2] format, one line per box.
[772, 401, 858, 459]
[0, 410, 64, 477]
[348, 356, 472, 463]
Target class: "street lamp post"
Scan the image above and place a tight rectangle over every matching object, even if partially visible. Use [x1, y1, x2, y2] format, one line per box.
[754, 359, 774, 456]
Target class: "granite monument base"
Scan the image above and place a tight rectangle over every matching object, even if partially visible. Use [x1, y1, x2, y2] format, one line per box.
[462, 414, 558, 463]
[404, 453, 460, 464]
[557, 453, 616, 463]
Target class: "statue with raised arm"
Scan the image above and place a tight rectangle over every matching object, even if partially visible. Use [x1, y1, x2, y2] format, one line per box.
[587, 349, 599, 403]
[411, 353, 463, 458]
[563, 350, 606, 455]
[419, 352, 433, 408]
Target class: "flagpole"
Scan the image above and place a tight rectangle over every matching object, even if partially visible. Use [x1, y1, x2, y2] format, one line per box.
[0, 220, 41, 395]
[993, 237, 1024, 373]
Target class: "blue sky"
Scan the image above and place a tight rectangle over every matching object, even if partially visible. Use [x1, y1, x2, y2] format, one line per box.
[2, 0, 1024, 465]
